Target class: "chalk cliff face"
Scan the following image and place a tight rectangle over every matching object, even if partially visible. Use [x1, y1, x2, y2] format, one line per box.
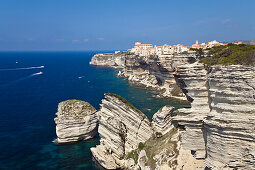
[90, 93, 153, 169]
[90, 52, 196, 101]
[152, 105, 174, 135]
[89, 52, 255, 169]
[54, 100, 98, 144]
[206, 65, 255, 169]
[90, 52, 133, 67]
[53, 96, 205, 169]
[90, 93, 204, 169]
[174, 62, 210, 159]
[121, 55, 195, 101]
[174, 62, 255, 169]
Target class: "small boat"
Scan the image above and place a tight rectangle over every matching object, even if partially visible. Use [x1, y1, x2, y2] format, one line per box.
[78, 76, 85, 79]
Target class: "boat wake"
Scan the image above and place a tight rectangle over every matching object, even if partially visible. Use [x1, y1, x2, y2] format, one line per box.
[32, 71, 43, 76]
[0, 65, 44, 71]
[0, 72, 43, 87]
[52, 138, 58, 144]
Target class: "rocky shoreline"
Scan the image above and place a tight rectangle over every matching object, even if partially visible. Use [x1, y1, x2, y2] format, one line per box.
[55, 93, 205, 169]
[90, 52, 196, 103]
[53, 51, 255, 169]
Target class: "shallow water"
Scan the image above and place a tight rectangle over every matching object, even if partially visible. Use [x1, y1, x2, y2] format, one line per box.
[0, 51, 187, 169]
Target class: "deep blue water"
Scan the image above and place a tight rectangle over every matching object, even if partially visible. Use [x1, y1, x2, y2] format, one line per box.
[0, 52, 188, 169]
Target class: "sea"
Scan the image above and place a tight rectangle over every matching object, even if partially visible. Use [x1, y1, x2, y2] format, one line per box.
[0, 51, 188, 169]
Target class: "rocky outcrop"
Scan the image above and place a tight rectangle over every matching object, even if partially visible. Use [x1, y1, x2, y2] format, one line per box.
[90, 93, 153, 169]
[121, 55, 194, 101]
[174, 62, 210, 159]
[89, 93, 205, 169]
[90, 52, 196, 101]
[174, 62, 255, 169]
[53, 95, 205, 169]
[205, 65, 255, 169]
[89, 52, 135, 67]
[152, 105, 174, 135]
[54, 100, 98, 144]
[126, 128, 205, 170]
[176, 144, 206, 170]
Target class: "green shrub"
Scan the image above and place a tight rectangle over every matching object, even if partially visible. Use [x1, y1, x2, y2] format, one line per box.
[155, 132, 163, 138]
[126, 150, 139, 164]
[200, 44, 255, 65]
[138, 142, 145, 150]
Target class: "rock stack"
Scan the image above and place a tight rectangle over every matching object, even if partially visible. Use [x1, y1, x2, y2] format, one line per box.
[54, 100, 98, 144]
[152, 105, 174, 135]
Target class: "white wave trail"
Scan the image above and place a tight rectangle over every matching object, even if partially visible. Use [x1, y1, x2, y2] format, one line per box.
[0, 65, 44, 71]
[32, 71, 43, 76]
[0, 72, 43, 87]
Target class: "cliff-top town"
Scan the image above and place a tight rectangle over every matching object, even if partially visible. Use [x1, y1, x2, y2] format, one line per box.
[128, 40, 242, 56]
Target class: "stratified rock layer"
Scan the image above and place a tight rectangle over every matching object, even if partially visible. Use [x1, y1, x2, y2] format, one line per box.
[174, 62, 210, 159]
[205, 65, 255, 169]
[90, 52, 196, 100]
[152, 105, 174, 135]
[90, 52, 128, 67]
[174, 62, 255, 169]
[91, 93, 153, 169]
[90, 51, 255, 169]
[54, 100, 98, 144]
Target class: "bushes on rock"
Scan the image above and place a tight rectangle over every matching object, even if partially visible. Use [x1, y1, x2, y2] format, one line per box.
[199, 44, 255, 65]
[105, 93, 148, 120]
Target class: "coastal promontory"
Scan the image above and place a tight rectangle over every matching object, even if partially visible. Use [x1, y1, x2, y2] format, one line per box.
[88, 42, 255, 169]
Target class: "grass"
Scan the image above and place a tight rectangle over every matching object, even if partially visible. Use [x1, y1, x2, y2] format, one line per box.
[125, 128, 179, 169]
[61, 100, 96, 116]
[143, 128, 178, 169]
[125, 142, 146, 164]
[126, 149, 139, 164]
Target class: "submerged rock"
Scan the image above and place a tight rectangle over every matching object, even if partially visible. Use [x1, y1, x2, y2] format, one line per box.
[54, 100, 98, 144]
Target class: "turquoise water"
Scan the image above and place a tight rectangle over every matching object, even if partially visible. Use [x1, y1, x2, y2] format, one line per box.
[0, 52, 187, 169]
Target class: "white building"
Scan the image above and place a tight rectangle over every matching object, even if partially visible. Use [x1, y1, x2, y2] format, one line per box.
[130, 42, 190, 56]
[162, 44, 173, 55]
[173, 44, 189, 53]
[130, 42, 154, 56]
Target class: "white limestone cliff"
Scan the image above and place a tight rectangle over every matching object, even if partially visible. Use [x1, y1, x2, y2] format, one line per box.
[90, 93, 153, 169]
[90, 93, 204, 169]
[54, 100, 98, 144]
[89, 53, 126, 67]
[90, 52, 196, 101]
[152, 105, 174, 135]
[174, 62, 255, 169]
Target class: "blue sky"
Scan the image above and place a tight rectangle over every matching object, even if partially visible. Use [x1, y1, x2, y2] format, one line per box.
[0, 0, 254, 51]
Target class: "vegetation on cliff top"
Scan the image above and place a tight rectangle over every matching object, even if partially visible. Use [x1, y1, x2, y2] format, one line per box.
[199, 44, 255, 65]
[126, 128, 179, 168]
[61, 99, 96, 114]
[105, 93, 149, 120]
